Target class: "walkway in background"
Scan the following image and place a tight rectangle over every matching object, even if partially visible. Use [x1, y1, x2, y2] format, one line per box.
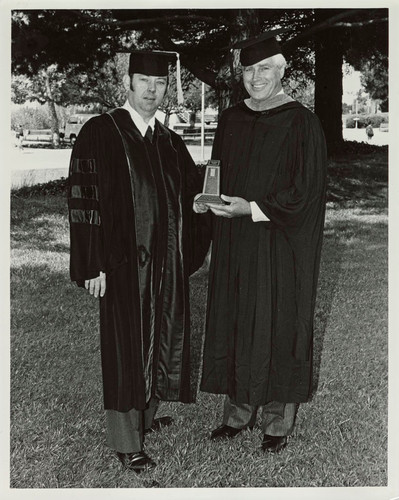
[8, 128, 387, 189]
[9, 143, 212, 189]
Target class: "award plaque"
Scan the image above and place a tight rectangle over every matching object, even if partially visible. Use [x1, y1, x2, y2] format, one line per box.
[195, 160, 226, 205]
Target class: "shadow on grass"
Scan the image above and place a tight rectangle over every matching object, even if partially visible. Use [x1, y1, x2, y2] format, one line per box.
[327, 150, 388, 208]
[311, 209, 387, 395]
[188, 264, 209, 397]
[311, 231, 344, 395]
[11, 195, 70, 254]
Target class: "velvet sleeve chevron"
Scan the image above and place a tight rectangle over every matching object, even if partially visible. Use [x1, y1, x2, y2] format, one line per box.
[68, 129, 106, 286]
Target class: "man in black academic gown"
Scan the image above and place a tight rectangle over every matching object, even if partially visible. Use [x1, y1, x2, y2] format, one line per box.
[195, 30, 327, 453]
[68, 51, 209, 472]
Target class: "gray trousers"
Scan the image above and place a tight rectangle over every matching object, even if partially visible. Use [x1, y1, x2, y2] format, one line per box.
[105, 398, 159, 453]
[222, 396, 298, 436]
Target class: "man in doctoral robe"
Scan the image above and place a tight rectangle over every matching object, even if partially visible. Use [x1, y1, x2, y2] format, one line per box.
[195, 30, 327, 453]
[68, 51, 209, 472]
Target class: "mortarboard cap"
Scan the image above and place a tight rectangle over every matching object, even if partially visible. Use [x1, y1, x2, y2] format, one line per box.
[128, 51, 175, 76]
[128, 50, 183, 105]
[233, 29, 286, 66]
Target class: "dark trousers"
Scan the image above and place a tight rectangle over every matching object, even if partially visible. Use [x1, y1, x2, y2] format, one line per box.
[105, 398, 159, 453]
[222, 396, 298, 436]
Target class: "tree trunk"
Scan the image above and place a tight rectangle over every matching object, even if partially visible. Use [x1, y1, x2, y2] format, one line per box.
[314, 10, 344, 154]
[44, 71, 60, 147]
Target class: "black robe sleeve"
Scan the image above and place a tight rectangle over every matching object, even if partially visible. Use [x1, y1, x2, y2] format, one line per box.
[68, 117, 113, 287]
[256, 110, 327, 234]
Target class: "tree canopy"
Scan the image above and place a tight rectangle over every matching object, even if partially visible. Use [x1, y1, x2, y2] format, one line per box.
[11, 8, 388, 152]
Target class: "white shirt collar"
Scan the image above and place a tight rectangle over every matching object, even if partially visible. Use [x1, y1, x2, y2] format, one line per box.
[122, 100, 156, 137]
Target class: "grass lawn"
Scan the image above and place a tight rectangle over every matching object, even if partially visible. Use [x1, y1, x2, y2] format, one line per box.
[10, 148, 388, 489]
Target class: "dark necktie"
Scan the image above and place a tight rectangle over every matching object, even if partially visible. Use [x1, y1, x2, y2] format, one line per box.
[145, 125, 153, 143]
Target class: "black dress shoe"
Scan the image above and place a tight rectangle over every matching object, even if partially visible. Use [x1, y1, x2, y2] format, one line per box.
[144, 416, 173, 435]
[261, 434, 288, 453]
[210, 424, 247, 441]
[117, 451, 156, 472]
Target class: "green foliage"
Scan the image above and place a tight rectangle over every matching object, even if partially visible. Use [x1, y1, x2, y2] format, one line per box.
[360, 55, 388, 111]
[12, 9, 387, 92]
[11, 105, 51, 130]
[12, 64, 73, 107]
[11, 103, 76, 136]
[12, 10, 120, 76]
[157, 67, 218, 119]
[284, 76, 315, 111]
[342, 103, 352, 114]
[345, 115, 388, 129]
[68, 54, 128, 109]
[12, 178, 69, 198]
[351, 92, 369, 114]
[344, 14, 388, 110]
[11, 74, 32, 104]
[11, 57, 130, 138]
[184, 82, 217, 113]
[11, 9, 388, 149]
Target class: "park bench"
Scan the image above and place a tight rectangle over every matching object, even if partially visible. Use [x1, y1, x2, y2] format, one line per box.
[180, 132, 215, 141]
[23, 129, 52, 143]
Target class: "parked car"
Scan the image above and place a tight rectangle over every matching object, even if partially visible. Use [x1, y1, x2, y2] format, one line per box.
[379, 122, 389, 132]
[62, 114, 99, 144]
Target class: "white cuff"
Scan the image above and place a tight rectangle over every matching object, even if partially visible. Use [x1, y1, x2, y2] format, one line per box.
[250, 201, 270, 222]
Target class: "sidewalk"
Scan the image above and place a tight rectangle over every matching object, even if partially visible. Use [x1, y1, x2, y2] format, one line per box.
[8, 128, 388, 189]
[9, 143, 212, 189]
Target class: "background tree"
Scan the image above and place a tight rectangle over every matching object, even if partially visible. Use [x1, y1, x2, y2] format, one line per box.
[12, 9, 124, 143]
[131, 7, 388, 151]
[158, 68, 217, 127]
[72, 54, 127, 110]
[11, 54, 129, 140]
[11, 8, 388, 153]
[344, 12, 389, 112]
[358, 56, 388, 112]
[11, 64, 74, 143]
[11, 105, 52, 132]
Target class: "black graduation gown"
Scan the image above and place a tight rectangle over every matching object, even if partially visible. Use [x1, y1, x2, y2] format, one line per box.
[68, 108, 209, 412]
[200, 100, 327, 405]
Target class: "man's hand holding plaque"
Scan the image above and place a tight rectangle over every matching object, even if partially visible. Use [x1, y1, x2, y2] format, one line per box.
[194, 160, 227, 206]
[194, 159, 227, 213]
[194, 160, 251, 218]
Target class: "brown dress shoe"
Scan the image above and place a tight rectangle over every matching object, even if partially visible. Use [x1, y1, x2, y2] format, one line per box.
[210, 424, 246, 441]
[144, 416, 173, 435]
[117, 451, 156, 472]
[261, 434, 288, 453]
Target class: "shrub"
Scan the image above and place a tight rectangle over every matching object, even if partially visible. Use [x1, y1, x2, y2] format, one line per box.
[11, 106, 51, 131]
[346, 114, 388, 129]
[20, 142, 72, 150]
[11, 178, 68, 198]
[326, 140, 388, 158]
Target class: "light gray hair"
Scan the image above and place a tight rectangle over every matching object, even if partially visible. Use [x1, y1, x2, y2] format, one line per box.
[270, 53, 287, 71]
[240, 53, 287, 72]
